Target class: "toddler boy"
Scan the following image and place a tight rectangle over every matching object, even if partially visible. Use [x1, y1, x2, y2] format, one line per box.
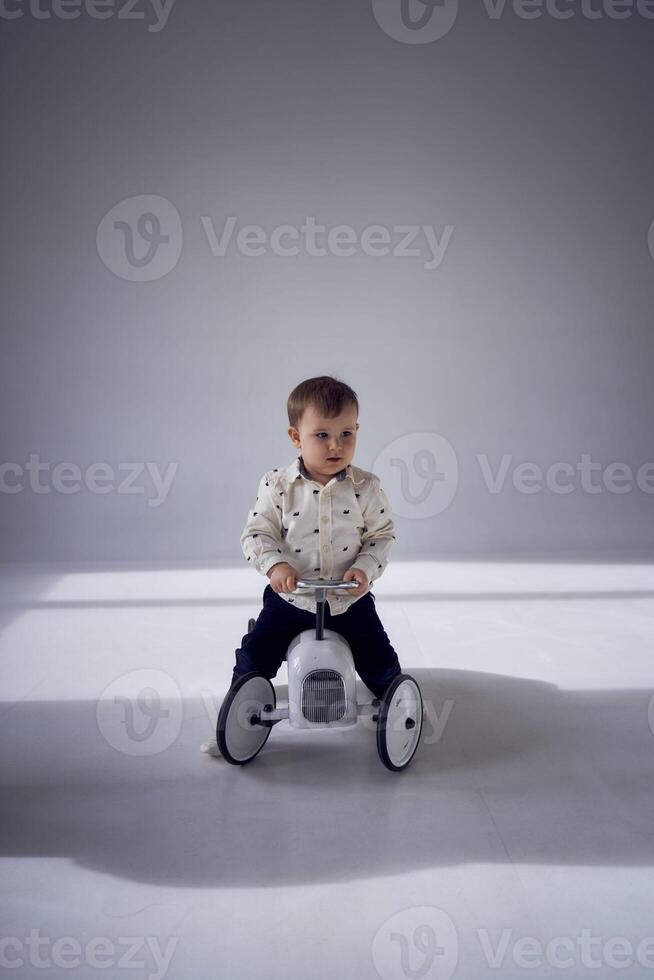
[231, 375, 402, 701]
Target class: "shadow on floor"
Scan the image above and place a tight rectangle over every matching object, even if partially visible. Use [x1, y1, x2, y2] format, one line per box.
[1, 668, 653, 888]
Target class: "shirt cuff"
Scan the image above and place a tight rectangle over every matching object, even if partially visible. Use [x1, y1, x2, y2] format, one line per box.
[256, 554, 288, 577]
[350, 555, 379, 585]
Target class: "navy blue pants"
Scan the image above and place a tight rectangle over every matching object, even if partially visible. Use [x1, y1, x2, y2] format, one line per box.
[231, 584, 402, 700]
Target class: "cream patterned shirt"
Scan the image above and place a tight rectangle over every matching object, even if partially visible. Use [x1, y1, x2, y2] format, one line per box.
[240, 455, 395, 616]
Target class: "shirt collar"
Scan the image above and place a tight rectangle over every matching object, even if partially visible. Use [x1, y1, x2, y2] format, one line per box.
[290, 455, 365, 486]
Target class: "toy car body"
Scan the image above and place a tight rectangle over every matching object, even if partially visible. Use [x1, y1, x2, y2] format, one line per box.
[217, 579, 423, 771]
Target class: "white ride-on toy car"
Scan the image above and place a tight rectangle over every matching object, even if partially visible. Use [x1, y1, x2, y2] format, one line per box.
[217, 578, 424, 771]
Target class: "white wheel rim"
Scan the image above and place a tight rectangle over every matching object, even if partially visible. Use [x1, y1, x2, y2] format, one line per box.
[384, 679, 422, 768]
[222, 676, 273, 762]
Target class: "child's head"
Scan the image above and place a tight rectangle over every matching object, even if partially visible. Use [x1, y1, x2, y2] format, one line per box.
[287, 376, 359, 484]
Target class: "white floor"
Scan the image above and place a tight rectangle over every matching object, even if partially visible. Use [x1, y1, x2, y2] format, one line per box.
[1, 558, 654, 980]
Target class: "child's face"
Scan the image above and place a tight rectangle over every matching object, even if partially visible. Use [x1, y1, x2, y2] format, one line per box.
[288, 404, 359, 485]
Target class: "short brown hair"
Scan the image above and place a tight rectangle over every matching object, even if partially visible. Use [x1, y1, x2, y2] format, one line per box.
[287, 376, 359, 431]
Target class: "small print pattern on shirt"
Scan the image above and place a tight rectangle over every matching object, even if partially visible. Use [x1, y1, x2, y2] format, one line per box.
[240, 455, 395, 615]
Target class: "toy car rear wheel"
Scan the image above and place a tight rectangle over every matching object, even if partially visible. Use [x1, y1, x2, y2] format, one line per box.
[217, 672, 275, 765]
[376, 674, 423, 771]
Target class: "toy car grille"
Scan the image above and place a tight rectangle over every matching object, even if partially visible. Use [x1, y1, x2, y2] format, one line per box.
[301, 669, 347, 723]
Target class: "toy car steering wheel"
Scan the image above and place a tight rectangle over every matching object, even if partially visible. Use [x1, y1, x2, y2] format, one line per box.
[294, 578, 359, 639]
[295, 577, 359, 592]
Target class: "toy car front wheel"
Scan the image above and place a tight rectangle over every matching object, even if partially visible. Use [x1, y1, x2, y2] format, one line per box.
[376, 674, 423, 771]
[217, 673, 276, 765]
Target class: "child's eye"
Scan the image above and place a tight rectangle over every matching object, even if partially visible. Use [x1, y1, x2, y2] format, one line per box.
[315, 432, 353, 438]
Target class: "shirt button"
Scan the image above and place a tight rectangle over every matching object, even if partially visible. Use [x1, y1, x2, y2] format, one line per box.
[321, 515, 329, 522]
[322, 545, 328, 552]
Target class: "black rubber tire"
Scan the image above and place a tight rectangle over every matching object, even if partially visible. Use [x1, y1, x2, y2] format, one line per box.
[216, 672, 275, 765]
[376, 673, 423, 772]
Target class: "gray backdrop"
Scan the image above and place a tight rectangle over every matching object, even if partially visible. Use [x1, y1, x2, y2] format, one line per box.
[1, 0, 653, 562]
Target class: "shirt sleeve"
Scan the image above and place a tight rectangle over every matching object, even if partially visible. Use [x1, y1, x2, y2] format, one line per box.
[240, 472, 287, 578]
[350, 478, 395, 584]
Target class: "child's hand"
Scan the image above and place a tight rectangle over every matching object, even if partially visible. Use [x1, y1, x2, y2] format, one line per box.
[343, 567, 369, 597]
[268, 562, 299, 594]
